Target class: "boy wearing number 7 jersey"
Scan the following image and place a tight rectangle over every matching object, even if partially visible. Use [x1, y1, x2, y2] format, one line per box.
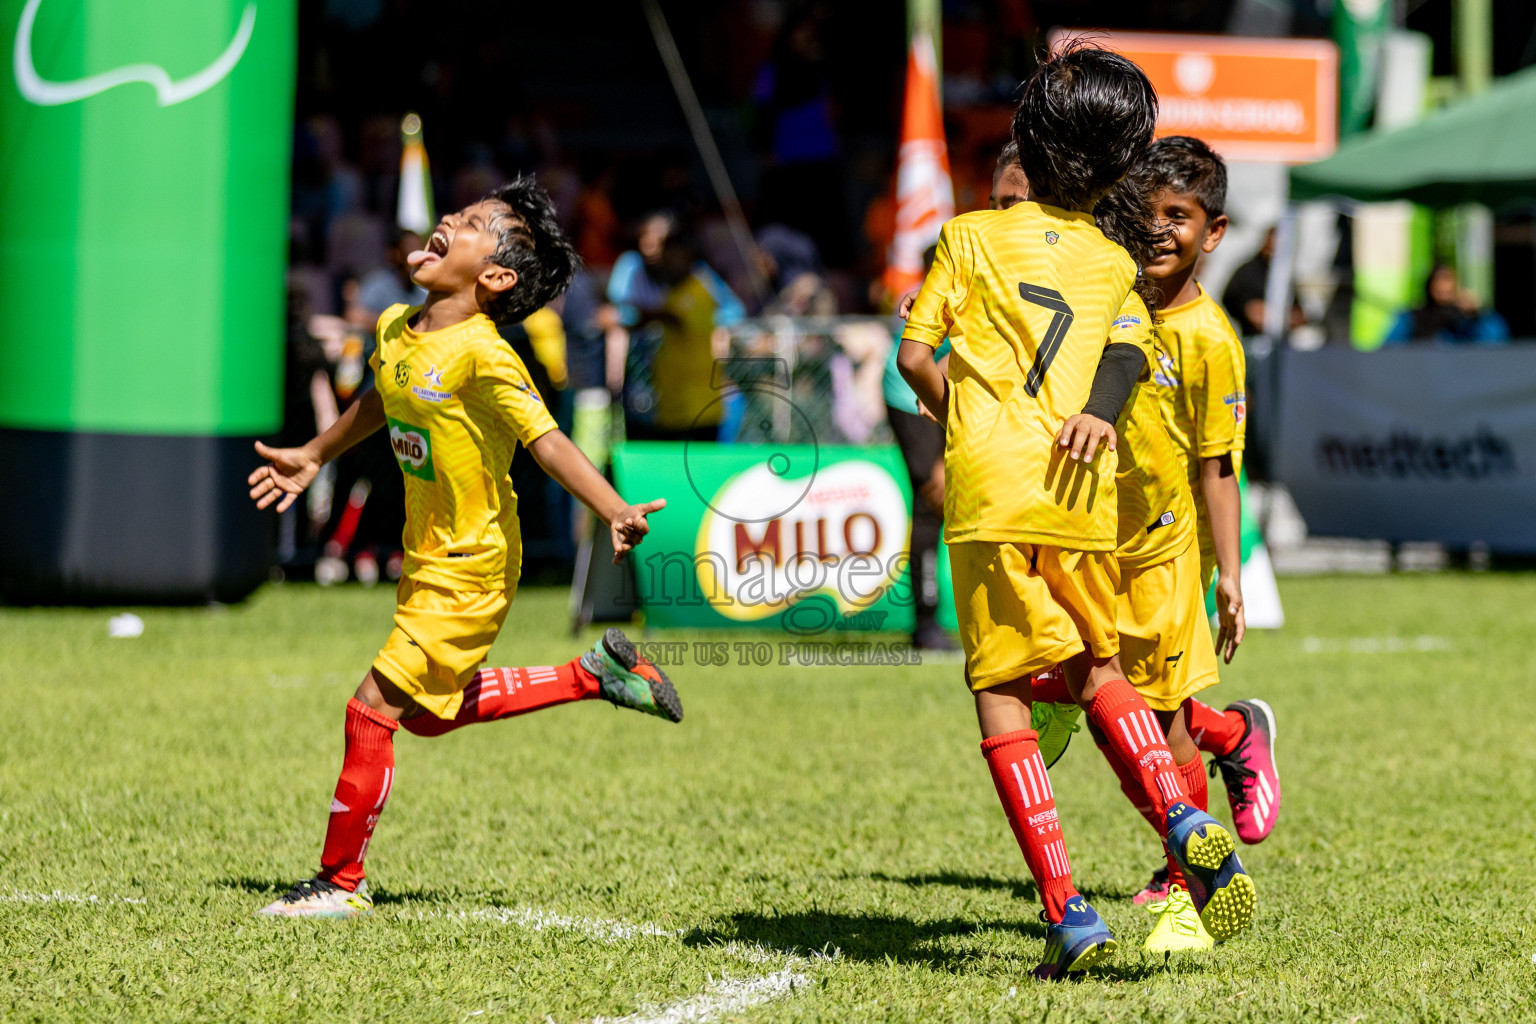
[898, 43, 1246, 980]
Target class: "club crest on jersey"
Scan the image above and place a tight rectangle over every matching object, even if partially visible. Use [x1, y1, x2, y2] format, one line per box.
[387, 416, 436, 481]
[393, 361, 412, 388]
[1044, 230, 1059, 244]
[412, 364, 452, 403]
[1224, 391, 1247, 424]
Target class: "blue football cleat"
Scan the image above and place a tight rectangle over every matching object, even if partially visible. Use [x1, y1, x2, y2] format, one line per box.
[1032, 895, 1118, 980]
[1164, 801, 1256, 942]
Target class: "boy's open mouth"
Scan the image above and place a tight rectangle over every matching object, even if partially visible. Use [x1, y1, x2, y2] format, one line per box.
[407, 229, 451, 270]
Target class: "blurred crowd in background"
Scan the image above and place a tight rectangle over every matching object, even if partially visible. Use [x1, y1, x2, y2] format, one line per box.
[278, 0, 1535, 584]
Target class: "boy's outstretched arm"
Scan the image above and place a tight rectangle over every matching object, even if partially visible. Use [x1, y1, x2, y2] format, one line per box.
[248, 387, 386, 512]
[527, 429, 665, 564]
[1202, 453, 1245, 662]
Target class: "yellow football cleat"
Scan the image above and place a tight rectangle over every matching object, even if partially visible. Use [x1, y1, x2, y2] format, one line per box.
[1142, 885, 1214, 954]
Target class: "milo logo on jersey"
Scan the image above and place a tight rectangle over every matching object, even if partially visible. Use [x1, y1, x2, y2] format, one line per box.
[387, 417, 436, 481]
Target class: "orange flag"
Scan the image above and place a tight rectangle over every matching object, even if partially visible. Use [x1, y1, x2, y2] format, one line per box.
[884, 30, 955, 302]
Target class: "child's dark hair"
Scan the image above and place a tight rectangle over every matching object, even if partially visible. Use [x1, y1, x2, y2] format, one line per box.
[994, 139, 1021, 182]
[1092, 160, 1170, 321]
[1011, 41, 1157, 212]
[1142, 135, 1227, 219]
[481, 175, 581, 324]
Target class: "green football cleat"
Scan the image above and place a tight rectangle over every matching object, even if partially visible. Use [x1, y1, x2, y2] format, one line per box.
[1030, 700, 1082, 768]
[1142, 885, 1214, 954]
[582, 627, 684, 722]
[256, 877, 372, 919]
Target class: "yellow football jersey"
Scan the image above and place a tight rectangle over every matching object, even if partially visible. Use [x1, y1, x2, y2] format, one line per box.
[903, 201, 1153, 550]
[1114, 381, 1196, 569]
[369, 304, 559, 591]
[652, 273, 723, 430]
[1149, 285, 1247, 554]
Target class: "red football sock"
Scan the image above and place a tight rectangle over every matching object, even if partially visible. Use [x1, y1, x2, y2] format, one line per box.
[401, 660, 600, 737]
[319, 698, 399, 891]
[1160, 756, 1210, 890]
[1029, 665, 1072, 705]
[1178, 755, 1208, 811]
[1086, 679, 1186, 831]
[1188, 699, 1245, 756]
[981, 729, 1079, 923]
[1094, 734, 1161, 833]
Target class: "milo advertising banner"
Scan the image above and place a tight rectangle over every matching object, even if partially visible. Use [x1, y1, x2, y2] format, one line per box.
[611, 442, 917, 636]
[0, 0, 295, 601]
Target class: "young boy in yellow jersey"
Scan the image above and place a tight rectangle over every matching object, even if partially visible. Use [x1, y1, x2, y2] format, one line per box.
[968, 145, 1254, 954]
[246, 178, 682, 918]
[1139, 137, 1282, 850]
[899, 45, 1246, 980]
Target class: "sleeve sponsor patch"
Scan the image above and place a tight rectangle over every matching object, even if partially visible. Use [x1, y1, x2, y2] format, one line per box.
[1111, 315, 1143, 331]
[1224, 391, 1247, 424]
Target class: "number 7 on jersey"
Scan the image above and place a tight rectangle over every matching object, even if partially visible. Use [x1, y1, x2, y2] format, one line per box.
[1018, 283, 1074, 398]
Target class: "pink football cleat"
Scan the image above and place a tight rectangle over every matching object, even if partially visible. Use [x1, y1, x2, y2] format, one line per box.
[1209, 699, 1281, 844]
[1131, 864, 1171, 906]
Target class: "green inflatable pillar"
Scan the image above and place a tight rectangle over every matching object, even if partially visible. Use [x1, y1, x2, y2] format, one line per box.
[0, 0, 295, 602]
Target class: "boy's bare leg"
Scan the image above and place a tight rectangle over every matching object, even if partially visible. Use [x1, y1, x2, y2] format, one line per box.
[354, 668, 421, 721]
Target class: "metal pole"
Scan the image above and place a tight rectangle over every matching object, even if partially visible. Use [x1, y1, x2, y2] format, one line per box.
[639, 0, 771, 307]
[1455, 0, 1492, 96]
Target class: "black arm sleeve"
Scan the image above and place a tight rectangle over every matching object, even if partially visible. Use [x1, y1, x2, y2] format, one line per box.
[1080, 343, 1146, 423]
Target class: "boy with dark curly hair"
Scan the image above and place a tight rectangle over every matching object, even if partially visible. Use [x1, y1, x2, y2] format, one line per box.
[900, 46, 1252, 978]
[247, 177, 683, 918]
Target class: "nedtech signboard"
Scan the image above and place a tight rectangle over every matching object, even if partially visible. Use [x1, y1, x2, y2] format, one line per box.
[1277, 347, 1536, 552]
[611, 442, 917, 635]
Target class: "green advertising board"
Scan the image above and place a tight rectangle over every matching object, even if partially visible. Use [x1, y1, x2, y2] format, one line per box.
[611, 442, 918, 635]
[0, 0, 293, 434]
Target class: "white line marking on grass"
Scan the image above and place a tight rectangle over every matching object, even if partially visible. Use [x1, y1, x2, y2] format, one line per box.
[1300, 635, 1452, 655]
[469, 905, 683, 940]
[416, 904, 683, 942]
[423, 903, 831, 1022]
[593, 969, 809, 1024]
[0, 889, 145, 905]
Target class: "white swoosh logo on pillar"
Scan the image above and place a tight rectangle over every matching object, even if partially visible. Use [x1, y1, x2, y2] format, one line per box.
[13, 0, 257, 107]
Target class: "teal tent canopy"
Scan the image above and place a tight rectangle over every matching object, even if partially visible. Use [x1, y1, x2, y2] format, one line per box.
[1290, 64, 1536, 208]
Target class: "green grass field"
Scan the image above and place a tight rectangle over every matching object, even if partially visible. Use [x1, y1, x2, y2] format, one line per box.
[3, 574, 1535, 1023]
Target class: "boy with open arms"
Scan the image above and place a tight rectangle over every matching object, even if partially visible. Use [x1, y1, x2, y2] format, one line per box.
[898, 46, 1249, 979]
[247, 178, 682, 918]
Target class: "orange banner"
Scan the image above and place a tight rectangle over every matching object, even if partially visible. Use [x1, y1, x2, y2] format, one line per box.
[1052, 31, 1338, 163]
[885, 31, 955, 300]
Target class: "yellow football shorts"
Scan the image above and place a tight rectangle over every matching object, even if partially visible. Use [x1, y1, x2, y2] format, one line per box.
[1116, 542, 1219, 711]
[372, 576, 514, 719]
[1198, 535, 1217, 593]
[949, 542, 1118, 692]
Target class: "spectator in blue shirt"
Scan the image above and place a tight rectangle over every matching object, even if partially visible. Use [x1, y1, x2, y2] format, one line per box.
[1384, 264, 1509, 345]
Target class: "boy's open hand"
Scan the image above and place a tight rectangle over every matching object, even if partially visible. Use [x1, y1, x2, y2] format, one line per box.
[1215, 574, 1246, 663]
[249, 441, 321, 513]
[610, 499, 667, 564]
[1057, 414, 1117, 463]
